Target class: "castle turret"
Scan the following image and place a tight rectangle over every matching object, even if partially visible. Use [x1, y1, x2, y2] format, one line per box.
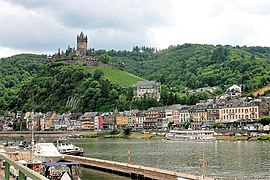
[77, 31, 88, 55]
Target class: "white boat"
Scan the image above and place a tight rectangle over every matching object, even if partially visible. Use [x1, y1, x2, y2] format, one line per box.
[53, 138, 83, 156]
[166, 130, 216, 141]
[33, 143, 62, 162]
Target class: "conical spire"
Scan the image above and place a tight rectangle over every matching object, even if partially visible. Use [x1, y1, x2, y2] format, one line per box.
[80, 31, 84, 38]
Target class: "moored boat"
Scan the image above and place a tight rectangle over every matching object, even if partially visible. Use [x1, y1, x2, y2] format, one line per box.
[42, 161, 81, 180]
[54, 138, 84, 156]
[166, 130, 216, 141]
[33, 143, 62, 162]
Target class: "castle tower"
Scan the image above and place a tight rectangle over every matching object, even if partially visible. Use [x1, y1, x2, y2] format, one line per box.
[77, 31, 88, 55]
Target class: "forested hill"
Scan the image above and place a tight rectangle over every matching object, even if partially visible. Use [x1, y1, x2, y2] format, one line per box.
[0, 54, 150, 112]
[2, 44, 270, 112]
[100, 44, 270, 92]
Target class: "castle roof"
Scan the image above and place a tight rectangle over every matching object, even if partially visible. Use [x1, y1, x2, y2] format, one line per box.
[78, 31, 87, 39]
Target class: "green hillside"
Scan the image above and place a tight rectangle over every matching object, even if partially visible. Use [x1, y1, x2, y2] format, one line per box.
[87, 66, 144, 87]
[2, 43, 270, 113]
[0, 54, 152, 112]
[103, 44, 270, 93]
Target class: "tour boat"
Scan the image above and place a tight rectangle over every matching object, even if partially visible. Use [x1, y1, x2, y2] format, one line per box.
[33, 143, 62, 162]
[53, 138, 84, 156]
[166, 130, 216, 141]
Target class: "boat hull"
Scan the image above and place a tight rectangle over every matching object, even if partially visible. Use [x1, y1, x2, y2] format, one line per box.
[61, 150, 83, 156]
[33, 155, 62, 163]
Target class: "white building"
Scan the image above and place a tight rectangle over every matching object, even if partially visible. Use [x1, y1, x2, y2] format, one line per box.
[132, 81, 161, 101]
[227, 84, 242, 97]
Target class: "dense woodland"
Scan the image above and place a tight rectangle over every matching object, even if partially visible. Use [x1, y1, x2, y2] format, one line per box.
[98, 44, 270, 92]
[1, 44, 270, 113]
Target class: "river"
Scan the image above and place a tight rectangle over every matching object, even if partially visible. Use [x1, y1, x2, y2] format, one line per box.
[71, 138, 270, 180]
[1, 137, 269, 179]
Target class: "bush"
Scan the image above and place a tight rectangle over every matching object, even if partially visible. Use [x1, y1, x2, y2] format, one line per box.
[110, 129, 120, 135]
[116, 133, 129, 139]
[258, 135, 270, 141]
[82, 133, 99, 138]
[123, 128, 132, 136]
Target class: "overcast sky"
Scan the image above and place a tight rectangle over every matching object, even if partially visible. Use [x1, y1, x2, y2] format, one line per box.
[1, 0, 270, 58]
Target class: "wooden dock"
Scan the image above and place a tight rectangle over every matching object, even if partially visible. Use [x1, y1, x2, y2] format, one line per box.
[62, 155, 214, 180]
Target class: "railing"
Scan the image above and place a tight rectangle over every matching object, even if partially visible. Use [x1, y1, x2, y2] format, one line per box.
[0, 153, 48, 180]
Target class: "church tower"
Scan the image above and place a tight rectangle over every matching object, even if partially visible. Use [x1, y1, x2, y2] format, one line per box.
[77, 31, 88, 55]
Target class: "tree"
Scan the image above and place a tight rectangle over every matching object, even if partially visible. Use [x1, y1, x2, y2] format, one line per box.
[98, 53, 112, 64]
[93, 69, 104, 80]
[123, 128, 132, 136]
[258, 116, 270, 126]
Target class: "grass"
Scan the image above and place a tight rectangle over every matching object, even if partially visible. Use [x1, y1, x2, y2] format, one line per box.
[81, 132, 165, 139]
[129, 133, 165, 139]
[82, 133, 99, 138]
[87, 66, 144, 87]
[258, 135, 270, 141]
[215, 136, 258, 141]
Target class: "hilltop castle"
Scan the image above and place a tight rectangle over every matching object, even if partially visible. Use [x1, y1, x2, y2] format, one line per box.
[45, 32, 124, 69]
[45, 32, 97, 63]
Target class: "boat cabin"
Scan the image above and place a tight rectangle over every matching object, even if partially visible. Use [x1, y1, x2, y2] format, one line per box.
[42, 162, 81, 180]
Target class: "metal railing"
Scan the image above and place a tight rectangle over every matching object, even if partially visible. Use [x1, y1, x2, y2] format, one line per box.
[0, 153, 48, 180]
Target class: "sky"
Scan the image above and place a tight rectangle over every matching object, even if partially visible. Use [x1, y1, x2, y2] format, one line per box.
[1, 0, 270, 58]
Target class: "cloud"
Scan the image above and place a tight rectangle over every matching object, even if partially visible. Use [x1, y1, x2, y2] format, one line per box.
[1, 0, 270, 58]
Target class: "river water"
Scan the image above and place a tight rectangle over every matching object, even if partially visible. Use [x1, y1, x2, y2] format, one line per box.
[1, 137, 269, 179]
[71, 138, 270, 180]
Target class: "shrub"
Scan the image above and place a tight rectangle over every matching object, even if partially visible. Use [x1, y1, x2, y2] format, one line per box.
[258, 135, 270, 141]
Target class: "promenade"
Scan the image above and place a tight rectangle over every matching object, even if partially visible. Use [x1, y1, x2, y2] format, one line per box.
[0, 131, 86, 138]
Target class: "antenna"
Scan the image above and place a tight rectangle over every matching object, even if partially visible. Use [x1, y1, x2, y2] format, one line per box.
[31, 113, 35, 162]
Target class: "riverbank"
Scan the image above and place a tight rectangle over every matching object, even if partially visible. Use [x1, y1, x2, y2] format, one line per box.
[215, 135, 270, 141]
[0, 131, 86, 138]
[82, 132, 165, 139]
[1, 131, 269, 141]
[82, 132, 270, 141]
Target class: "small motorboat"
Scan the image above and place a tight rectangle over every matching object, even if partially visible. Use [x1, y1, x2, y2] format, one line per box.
[54, 138, 83, 156]
[42, 161, 81, 180]
[33, 143, 62, 162]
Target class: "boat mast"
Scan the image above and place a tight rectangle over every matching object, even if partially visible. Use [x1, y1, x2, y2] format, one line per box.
[200, 153, 208, 179]
[31, 113, 35, 161]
